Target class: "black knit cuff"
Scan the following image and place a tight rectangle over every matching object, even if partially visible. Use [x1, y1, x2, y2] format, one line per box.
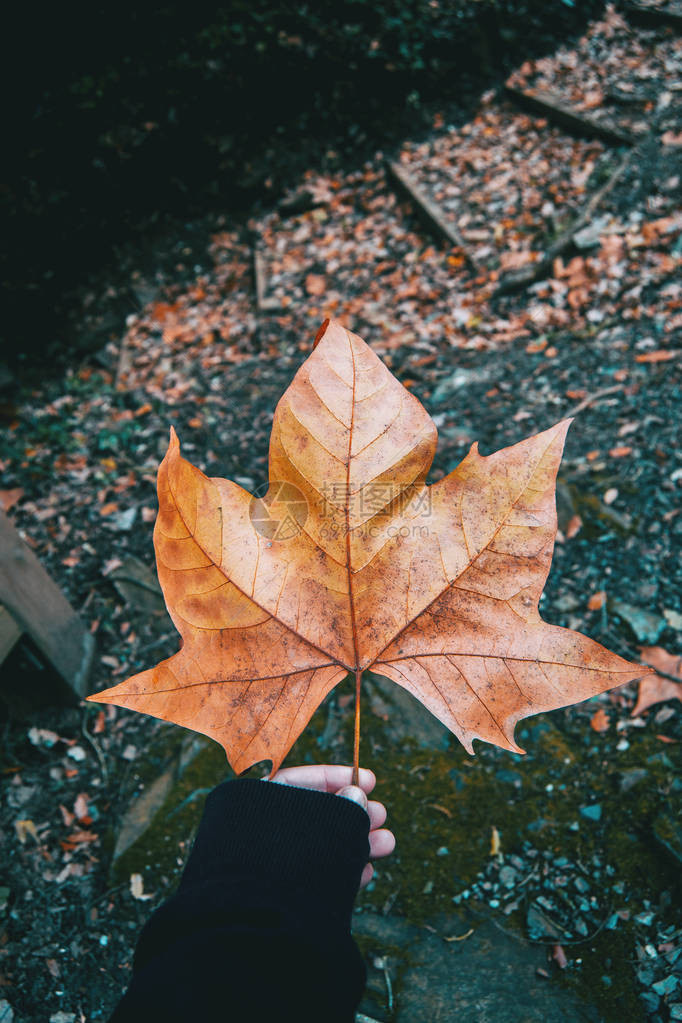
[179, 777, 370, 912]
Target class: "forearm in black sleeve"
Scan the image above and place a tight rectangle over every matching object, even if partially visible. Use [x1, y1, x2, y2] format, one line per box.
[108, 777, 371, 1023]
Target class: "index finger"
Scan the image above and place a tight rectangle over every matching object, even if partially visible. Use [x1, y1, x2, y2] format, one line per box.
[270, 764, 376, 795]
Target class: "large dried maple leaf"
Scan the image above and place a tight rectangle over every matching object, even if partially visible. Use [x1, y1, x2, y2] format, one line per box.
[90, 319, 639, 773]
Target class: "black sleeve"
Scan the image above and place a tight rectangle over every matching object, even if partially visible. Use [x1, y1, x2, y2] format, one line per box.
[109, 777, 371, 1023]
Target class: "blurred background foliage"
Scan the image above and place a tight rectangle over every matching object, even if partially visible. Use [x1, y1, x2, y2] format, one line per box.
[2, 0, 603, 356]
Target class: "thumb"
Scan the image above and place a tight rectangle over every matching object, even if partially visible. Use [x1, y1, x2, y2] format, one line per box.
[335, 785, 368, 811]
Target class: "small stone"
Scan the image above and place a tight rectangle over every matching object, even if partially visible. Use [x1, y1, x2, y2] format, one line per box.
[574, 877, 590, 894]
[580, 804, 602, 821]
[67, 745, 86, 762]
[669, 1005, 682, 1021]
[50, 1014, 76, 1023]
[436, 846, 449, 857]
[664, 609, 682, 631]
[0, 1000, 14, 1023]
[653, 975, 679, 996]
[499, 866, 517, 889]
[639, 992, 659, 1013]
[620, 768, 647, 793]
[635, 911, 654, 926]
[609, 599, 666, 645]
[122, 745, 137, 761]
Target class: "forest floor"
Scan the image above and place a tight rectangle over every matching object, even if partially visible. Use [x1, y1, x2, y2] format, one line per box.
[1, 5, 681, 1022]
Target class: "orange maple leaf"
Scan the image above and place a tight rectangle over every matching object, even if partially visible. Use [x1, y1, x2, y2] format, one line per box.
[89, 320, 639, 774]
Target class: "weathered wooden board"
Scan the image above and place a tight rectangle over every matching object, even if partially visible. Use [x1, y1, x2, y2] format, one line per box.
[0, 510, 94, 703]
[505, 85, 636, 146]
[386, 161, 479, 272]
[623, 2, 682, 30]
[252, 243, 283, 314]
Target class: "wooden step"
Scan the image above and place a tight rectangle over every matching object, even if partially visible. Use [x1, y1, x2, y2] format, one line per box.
[505, 85, 636, 146]
[0, 510, 94, 705]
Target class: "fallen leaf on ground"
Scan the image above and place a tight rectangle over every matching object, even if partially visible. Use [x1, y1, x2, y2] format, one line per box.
[588, 590, 607, 611]
[89, 320, 639, 774]
[590, 708, 610, 732]
[0, 488, 24, 512]
[305, 273, 326, 296]
[565, 514, 583, 539]
[552, 944, 568, 969]
[635, 350, 676, 364]
[632, 646, 682, 716]
[15, 820, 38, 844]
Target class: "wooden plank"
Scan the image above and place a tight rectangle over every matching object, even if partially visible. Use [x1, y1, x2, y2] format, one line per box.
[0, 510, 94, 702]
[386, 161, 479, 272]
[505, 85, 636, 147]
[494, 149, 633, 297]
[252, 243, 283, 314]
[623, 2, 682, 30]
[0, 603, 22, 663]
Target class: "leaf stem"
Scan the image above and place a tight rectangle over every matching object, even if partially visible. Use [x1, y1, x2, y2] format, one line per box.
[352, 668, 362, 786]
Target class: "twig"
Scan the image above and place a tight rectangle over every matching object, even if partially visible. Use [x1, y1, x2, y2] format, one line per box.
[495, 149, 633, 297]
[133, 631, 176, 656]
[443, 927, 475, 942]
[114, 335, 132, 391]
[565, 384, 625, 417]
[109, 574, 163, 596]
[81, 707, 109, 783]
[528, 908, 614, 947]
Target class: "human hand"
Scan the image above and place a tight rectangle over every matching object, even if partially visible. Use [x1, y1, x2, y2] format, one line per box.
[270, 764, 395, 888]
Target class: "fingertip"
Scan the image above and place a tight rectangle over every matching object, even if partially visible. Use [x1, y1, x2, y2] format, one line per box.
[360, 862, 374, 888]
[357, 767, 376, 793]
[336, 785, 368, 811]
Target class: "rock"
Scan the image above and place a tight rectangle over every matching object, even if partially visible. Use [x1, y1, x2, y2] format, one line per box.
[526, 902, 566, 941]
[639, 991, 660, 1014]
[573, 215, 611, 251]
[608, 599, 666, 645]
[653, 813, 682, 867]
[366, 673, 450, 751]
[50, 1014, 76, 1023]
[0, 1000, 14, 1023]
[580, 804, 602, 821]
[664, 609, 682, 632]
[353, 910, 600, 1021]
[108, 554, 167, 614]
[113, 767, 177, 863]
[653, 975, 679, 996]
[499, 865, 517, 888]
[620, 767, 647, 793]
[431, 366, 493, 403]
